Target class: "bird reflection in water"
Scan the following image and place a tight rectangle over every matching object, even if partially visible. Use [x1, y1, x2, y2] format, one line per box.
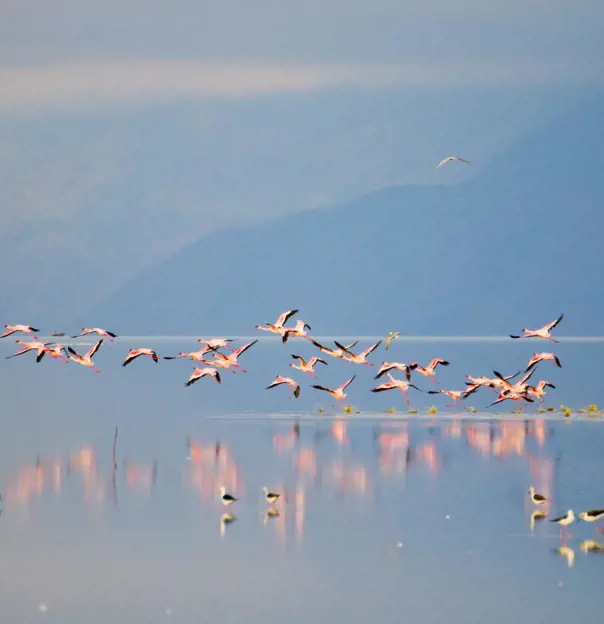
[530, 510, 547, 532]
[220, 513, 236, 537]
[272, 422, 300, 454]
[124, 460, 158, 498]
[554, 545, 575, 568]
[375, 424, 410, 479]
[580, 540, 604, 555]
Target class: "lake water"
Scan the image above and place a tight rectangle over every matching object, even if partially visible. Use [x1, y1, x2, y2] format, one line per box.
[1, 337, 603, 622]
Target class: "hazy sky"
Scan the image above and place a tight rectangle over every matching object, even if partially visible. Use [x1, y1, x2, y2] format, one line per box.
[0, 1, 602, 320]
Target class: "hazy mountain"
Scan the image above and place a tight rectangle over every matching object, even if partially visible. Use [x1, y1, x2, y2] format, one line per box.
[84, 96, 604, 336]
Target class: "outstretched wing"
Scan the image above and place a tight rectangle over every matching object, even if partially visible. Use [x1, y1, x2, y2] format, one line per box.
[275, 309, 298, 327]
[545, 314, 564, 332]
[340, 375, 356, 391]
[86, 339, 103, 360]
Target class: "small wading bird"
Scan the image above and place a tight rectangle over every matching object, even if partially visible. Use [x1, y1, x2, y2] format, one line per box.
[334, 341, 382, 366]
[266, 375, 301, 399]
[550, 509, 575, 540]
[529, 486, 548, 507]
[205, 340, 258, 373]
[263, 486, 281, 504]
[311, 375, 356, 403]
[384, 331, 400, 351]
[6, 341, 47, 360]
[122, 348, 159, 367]
[510, 314, 564, 343]
[289, 354, 328, 379]
[409, 359, 450, 385]
[436, 156, 470, 169]
[428, 385, 478, 409]
[525, 352, 562, 372]
[219, 486, 237, 506]
[309, 339, 359, 360]
[67, 339, 103, 373]
[371, 373, 422, 405]
[255, 309, 299, 343]
[72, 327, 118, 342]
[579, 509, 604, 535]
[185, 367, 221, 386]
[375, 361, 413, 381]
[2, 324, 39, 339]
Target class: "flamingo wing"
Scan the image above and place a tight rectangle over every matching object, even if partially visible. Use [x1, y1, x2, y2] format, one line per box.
[545, 314, 564, 331]
[334, 341, 356, 357]
[86, 339, 103, 360]
[340, 375, 356, 391]
[291, 354, 306, 366]
[275, 309, 299, 327]
[122, 351, 142, 367]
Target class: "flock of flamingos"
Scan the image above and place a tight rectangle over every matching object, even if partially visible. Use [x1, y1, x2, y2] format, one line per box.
[2, 310, 566, 409]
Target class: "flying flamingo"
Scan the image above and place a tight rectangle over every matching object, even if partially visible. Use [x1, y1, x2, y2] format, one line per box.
[309, 339, 359, 360]
[375, 361, 413, 381]
[525, 352, 562, 372]
[290, 354, 328, 379]
[37, 343, 69, 363]
[487, 389, 534, 408]
[185, 367, 221, 386]
[370, 373, 423, 405]
[510, 314, 564, 343]
[72, 328, 118, 342]
[122, 348, 159, 367]
[266, 375, 301, 399]
[163, 348, 213, 361]
[197, 338, 236, 352]
[207, 340, 258, 373]
[283, 320, 312, 342]
[428, 385, 478, 409]
[255, 310, 298, 343]
[67, 339, 103, 373]
[5, 340, 47, 360]
[2, 325, 40, 339]
[409, 359, 450, 384]
[311, 375, 356, 403]
[526, 380, 556, 403]
[334, 341, 382, 366]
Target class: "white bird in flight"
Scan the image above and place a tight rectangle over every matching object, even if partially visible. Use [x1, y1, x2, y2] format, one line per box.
[436, 156, 471, 169]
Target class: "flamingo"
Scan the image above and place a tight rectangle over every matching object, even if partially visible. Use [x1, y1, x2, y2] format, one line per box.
[370, 373, 422, 405]
[283, 319, 312, 342]
[185, 367, 221, 386]
[37, 343, 69, 363]
[526, 380, 556, 403]
[5, 340, 47, 360]
[334, 341, 382, 366]
[2, 325, 40, 339]
[409, 359, 450, 384]
[436, 156, 470, 169]
[487, 389, 534, 408]
[510, 314, 564, 343]
[197, 338, 236, 352]
[122, 348, 159, 367]
[266, 375, 301, 399]
[67, 339, 103, 373]
[255, 310, 298, 343]
[290, 354, 328, 379]
[72, 328, 118, 342]
[311, 375, 356, 403]
[525, 352, 562, 372]
[207, 340, 258, 373]
[309, 339, 359, 360]
[163, 348, 213, 361]
[375, 361, 412, 381]
[428, 385, 478, 409]
[491, 369, 536, 394]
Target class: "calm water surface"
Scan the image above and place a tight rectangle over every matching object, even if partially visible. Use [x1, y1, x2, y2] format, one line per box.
[1, 339, 603, 622]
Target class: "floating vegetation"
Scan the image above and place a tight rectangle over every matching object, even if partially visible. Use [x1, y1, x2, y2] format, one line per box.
[343, 405, 353, 414]
[428, 405, 437, 415]
[562, 407, 572, 418]
[588, 404, 599, 412]
[387, 408, 396, 414]
[407, 408, 418, 414]
[469, 407, 477, 413]
[546, 406, 555, 412]
[537, 407, 546, 413]
[578, 408, 587, 414]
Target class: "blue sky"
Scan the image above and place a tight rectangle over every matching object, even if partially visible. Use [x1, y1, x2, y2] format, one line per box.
[0, 1, 603, 321]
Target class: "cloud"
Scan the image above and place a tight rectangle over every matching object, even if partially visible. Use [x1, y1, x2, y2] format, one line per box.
[1, 60, 602, 114]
